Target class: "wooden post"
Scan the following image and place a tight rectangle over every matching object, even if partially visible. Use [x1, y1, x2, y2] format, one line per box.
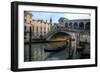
[69, 38, 72, 58]
[29, 26, 32, 61]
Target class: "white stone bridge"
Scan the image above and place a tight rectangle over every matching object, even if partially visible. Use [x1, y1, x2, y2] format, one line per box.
[45, 27, 89, 42]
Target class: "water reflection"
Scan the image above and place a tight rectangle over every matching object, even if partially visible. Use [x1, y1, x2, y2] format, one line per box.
[24, 41, 80, 62]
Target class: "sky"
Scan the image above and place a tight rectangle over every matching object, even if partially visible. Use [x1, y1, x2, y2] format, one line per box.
[31, 11, 90, 23]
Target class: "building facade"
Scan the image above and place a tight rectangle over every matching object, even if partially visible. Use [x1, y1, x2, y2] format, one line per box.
[24, 12, 52, 41]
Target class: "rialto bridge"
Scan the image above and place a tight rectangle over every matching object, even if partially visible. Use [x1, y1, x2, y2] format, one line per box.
[45, 18, 90, 49]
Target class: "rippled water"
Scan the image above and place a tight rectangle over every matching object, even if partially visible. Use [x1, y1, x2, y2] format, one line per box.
[24, 41, 80, 62]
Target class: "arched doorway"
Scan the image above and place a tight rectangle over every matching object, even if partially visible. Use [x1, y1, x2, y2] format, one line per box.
[69, 22, 72, 28]
[65, 22, 68, 28]
[74, 22, 78, 29]
[79, 22, 84, 30]
[85, 22, 90, 31]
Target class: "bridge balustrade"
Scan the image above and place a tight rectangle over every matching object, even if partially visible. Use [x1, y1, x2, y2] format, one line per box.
[44, 26, 89, 39]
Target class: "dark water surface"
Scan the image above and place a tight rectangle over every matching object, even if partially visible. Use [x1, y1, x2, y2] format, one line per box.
[24, 41, 80, 62]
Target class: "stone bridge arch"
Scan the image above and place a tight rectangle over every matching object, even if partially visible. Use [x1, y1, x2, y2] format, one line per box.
[46, 31, 78, 49]
[46, 31, 76, 41]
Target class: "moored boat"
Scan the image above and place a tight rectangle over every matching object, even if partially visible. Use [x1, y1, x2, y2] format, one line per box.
[44, 45, 67, 52]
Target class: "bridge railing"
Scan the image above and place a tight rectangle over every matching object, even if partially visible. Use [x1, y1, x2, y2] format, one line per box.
[44, 27, 90, 39]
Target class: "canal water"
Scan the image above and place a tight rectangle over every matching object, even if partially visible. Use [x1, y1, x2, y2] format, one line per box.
[24, 41, 80, 62]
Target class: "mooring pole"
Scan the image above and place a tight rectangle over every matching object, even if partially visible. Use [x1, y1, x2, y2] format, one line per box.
[29, 26, 32, 61]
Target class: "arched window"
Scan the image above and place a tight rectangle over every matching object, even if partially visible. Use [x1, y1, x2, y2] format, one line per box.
[85, 22, 90, 30]
[37, 26, 38, 32]
[74, 22, 78, 29]
[79, 22, 84, 30]
[69, 22, 72, 28]
[65, 22, 68, 28]
[30, 20, 31, 24]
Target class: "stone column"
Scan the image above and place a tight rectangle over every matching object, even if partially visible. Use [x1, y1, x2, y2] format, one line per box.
[72, 22, 74, 29]
[84, 22, 86, 30]
[78, 22, 79, 29]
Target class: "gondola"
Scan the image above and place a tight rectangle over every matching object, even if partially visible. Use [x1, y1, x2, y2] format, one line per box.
[44, 45, 67, 52]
